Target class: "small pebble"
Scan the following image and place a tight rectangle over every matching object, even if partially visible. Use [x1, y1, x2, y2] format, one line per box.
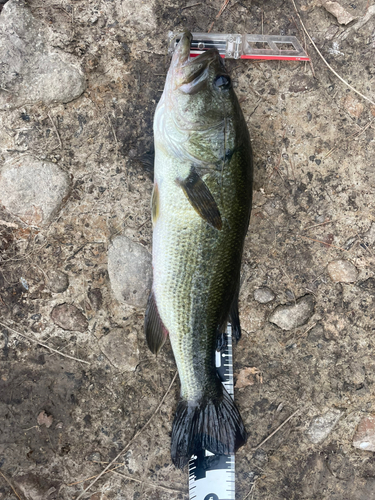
[51, 303, 88, 332]
[327, 259, 358, 283]
[289, 74, 316, 93]
[48, 270, 69, 293]
[87, 452, 102, 462]
[353, 415, 375, 452]
[253, 287, 275, 304]
[20, 277, 29, 290]
[269, 295, 314, 331]
[87, 288, 103, 310]
[285, 289, 295, 301]
[307, 323, 324, 345]
[306, 409, 342, 444]
[342, 94, 364, 119]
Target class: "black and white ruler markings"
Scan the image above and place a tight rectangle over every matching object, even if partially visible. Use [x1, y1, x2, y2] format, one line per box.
[188, 326, 236, 500]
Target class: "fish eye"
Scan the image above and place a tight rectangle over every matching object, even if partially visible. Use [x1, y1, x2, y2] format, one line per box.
[213, 74, 231, 90]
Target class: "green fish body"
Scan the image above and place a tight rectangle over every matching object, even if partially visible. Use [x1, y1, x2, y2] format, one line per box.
[145, 31, 253, 468]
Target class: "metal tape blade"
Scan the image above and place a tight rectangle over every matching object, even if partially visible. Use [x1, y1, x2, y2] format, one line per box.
[188, 326, 236, 500]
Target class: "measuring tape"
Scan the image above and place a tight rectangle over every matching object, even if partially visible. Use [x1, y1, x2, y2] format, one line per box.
[168, 32, 310, 61]
[188, 327, 236, 500]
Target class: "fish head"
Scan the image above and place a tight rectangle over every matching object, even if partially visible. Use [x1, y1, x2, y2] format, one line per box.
[160, 31, 238, 136]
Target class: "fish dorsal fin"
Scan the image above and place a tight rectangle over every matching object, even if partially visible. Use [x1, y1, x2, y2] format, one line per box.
[177, 168, 222, 230]
[144, 291, 168, 354]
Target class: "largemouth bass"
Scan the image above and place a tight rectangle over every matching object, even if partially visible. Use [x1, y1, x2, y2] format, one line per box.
[145, 31, 253, 468]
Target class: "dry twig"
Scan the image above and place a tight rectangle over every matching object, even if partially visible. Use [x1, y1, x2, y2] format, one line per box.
[0, 321, 90, 365]
[324, 119, 375, 159]
[69, 464, 125, 486]
[75, 371, 178, 499]
[111, 470, 187, 494]
[48, 112, 63, 150]
[300, 235, 346, 251]
[0, 471, 22, 500]
[303, 219, 332, 231]
[290, 15, 316, 77]
[208, 0, 230, 32]
[291, 0, 375, 106]
[181, 2, 202, 10]
[252, 408, 300, 451]
[244, 478, 259, 500]
[106, 114, 118, 149]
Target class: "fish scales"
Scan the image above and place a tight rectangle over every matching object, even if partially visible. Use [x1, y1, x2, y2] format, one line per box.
[145, 31, 253, 468]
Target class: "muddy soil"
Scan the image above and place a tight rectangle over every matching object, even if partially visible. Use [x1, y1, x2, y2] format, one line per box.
[1, 0, 375, 499]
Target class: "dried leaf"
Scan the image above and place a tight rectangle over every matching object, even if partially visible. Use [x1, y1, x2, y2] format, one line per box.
[37, 410, 53, 428]
[235, 367, 263, 389]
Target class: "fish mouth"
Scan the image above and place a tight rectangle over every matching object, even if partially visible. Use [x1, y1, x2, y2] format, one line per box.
[171, 31, 223, 94]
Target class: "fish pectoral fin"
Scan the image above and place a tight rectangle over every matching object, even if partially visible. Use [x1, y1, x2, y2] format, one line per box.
[144, 291, 168, 354]
[177, 168, 222, 230]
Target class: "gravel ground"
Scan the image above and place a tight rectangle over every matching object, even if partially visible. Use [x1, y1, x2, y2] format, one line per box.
[0, 0, 375, 499]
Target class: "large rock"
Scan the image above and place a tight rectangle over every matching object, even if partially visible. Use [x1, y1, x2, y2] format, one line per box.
[108, 236, 152, 309]
[306, 409, 342, 444]
[99, 328, 139, 372]
[268, 295, 315, 331]
[0, 157, 70, 226]
[0, 0, 86, 110]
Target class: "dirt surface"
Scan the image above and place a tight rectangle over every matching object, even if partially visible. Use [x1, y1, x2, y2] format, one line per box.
[1, 0, 375, 499]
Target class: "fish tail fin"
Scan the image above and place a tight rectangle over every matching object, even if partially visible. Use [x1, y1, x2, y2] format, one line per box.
[171, 388, 247, 468]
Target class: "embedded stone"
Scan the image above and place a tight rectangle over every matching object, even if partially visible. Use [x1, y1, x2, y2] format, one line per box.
[353, 415, 375, 452]
[51, 303, 88, 332]
[327, 259, 358, 283]
[0, 157, 70, 226]
[99, 328, 139, 371]
[254, 287, 275, 304]
[306, 409, 342, 444]
[108, 236, 152, 309]
[0, 0, 85, 110]
[269, 295, 315, 331]
[48, 270, 69, 293]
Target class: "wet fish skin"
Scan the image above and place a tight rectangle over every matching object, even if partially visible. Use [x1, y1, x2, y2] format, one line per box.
[145, 31, 253, 468]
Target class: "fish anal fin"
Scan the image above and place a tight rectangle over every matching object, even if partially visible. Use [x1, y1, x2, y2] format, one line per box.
[229, 295, 241, 343]
[177, 168, 222, 230]
[216, 280, 241, 351]
[216, 323, 228, 352]
[144, 291, 168, 354]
